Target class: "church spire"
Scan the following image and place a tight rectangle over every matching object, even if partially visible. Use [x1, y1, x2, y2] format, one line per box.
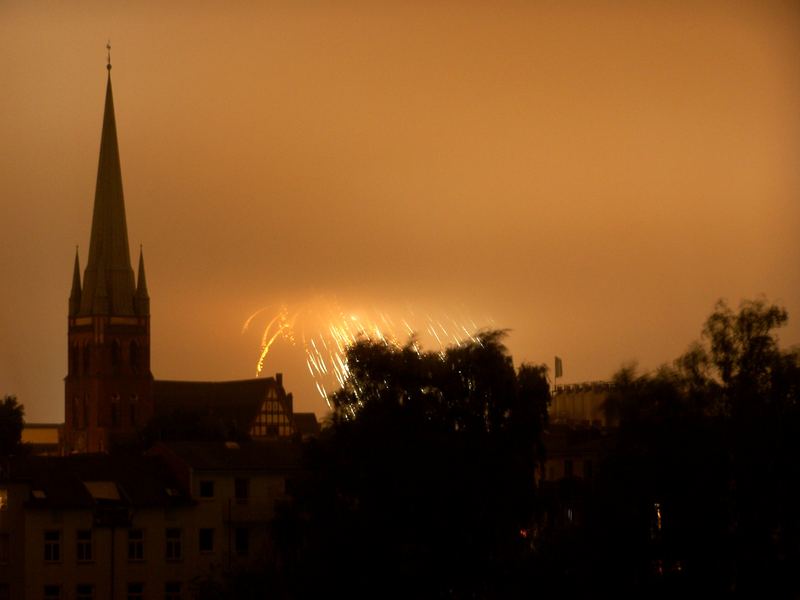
[69, 247, 82, 317]
[79, 56, 136, 316]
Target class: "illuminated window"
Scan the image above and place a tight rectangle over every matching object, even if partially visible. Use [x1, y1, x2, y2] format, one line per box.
[0, 489, 7, 510]
[249, 391, 293, 438]
[77, 530, 92, 562]
[128, 529, 144, 561]
[165, 528, 182, 561]
[44, 530, 61, 562]
[199, 528, 214, 553]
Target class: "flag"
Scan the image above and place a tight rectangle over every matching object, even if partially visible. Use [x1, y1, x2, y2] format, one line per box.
[554, 356, 563, 379]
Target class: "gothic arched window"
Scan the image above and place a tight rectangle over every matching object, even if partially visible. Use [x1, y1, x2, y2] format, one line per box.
[130, 341, 140, 374]
[111, 340, 121, 372]
[83, 345, 91, 375]
[69, 344, 78, 376]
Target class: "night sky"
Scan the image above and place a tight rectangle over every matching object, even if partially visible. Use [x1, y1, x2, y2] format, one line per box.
[2, 1, 798, 422]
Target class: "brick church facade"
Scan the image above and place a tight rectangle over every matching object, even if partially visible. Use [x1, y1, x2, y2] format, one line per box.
[63, 61, 316, 454]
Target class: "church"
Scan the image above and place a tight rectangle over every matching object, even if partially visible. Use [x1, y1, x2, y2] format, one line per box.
[63, 58, 316, 454]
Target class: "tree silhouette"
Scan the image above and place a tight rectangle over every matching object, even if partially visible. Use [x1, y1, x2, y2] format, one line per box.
[587, 299, 800, 595]
[276, 331, 550, 599]
[0, 395, 25, 456]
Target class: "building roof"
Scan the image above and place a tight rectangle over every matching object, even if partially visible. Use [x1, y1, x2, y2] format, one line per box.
[151, 440, 304, 472]
[293, 412, 321, 437]
[78, 68, 142, 317]
[153, 377, 288, 431]
[4, 454, 190, 509]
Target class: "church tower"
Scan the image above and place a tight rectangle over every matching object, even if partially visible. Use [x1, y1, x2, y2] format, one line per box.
[65, 55, 153, 453]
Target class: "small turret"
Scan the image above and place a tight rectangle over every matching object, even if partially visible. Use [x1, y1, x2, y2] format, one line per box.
[69, 248, 82, 317]
[135, 247, 150, 316]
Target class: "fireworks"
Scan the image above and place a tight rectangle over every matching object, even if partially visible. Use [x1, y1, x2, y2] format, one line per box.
[242, 297, 493, 407]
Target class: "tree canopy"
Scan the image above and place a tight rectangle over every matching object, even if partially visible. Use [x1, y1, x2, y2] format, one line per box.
[586, 299, 800, 595]
[0, 395, 25, 456]
[276, 331, 550, 598]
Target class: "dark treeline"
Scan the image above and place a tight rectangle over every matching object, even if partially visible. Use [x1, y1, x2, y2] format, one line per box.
[274, 331, 551, 599]
[3, 300, 797, 598]
[565, 298, 800, 597]
[272, 299, 799, 598]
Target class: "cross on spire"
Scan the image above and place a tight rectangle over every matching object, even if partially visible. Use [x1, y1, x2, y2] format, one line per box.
[106, 41, 112, 70]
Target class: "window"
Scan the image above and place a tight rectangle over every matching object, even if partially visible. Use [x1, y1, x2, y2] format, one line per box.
[129, 396, 137, 426]
[564, 459, 573, 478]
[199, 528, 214, 553]
[77, 530, 92, 562]
[69, 345, 78, 376]
[166, 528, 182, 561]
[234, 478, 249, 503]
[83, 345, 91, 375]
[583, 459, 593, 479]
[0, 489, 6, 510]
[76, 584, 94, 600]
[111, 339, 121, 370]
[234, 527, 249, 556]
[127, 583, 143, 600]
[43, 585, 61, 600]
[128, 529, 144, 561]
[44, 530, 61, 562]
[0, 533, 9, 564]
[250, 393, 293, 438]
[130, 341, 140, 373]
[199, 480, 214, 499]
[111, 396, 120, 428]
[165, 582, 182, 600]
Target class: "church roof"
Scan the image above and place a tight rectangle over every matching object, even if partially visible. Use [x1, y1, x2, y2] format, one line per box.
[153, 377, 291, 434]
[79, 67, 138, 316]
[293, 412, 321, 437]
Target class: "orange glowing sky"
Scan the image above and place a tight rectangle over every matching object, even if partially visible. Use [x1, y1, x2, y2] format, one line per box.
[1, 1, 798, 421]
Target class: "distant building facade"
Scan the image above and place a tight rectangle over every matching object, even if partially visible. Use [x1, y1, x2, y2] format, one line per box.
[63, 64, 317, 454]
[0, 443, 301, 599]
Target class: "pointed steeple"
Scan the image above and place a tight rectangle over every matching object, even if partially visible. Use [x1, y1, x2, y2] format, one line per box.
[79, 61, 136, 316]
[69, 247, 82, 316]
[135, 246, 150, 316]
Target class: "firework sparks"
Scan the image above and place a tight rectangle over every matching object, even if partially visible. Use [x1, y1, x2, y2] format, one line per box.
[243, 297, 494, 406]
